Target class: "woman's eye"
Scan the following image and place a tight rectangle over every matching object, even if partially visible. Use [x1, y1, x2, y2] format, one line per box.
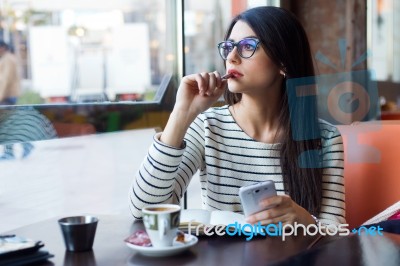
[223, 45, 233, 51]
[243, 44, 254, 51]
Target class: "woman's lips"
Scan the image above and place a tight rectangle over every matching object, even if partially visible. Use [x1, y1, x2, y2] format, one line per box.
[221, 73, 233, 80]
[227, 70, 243, 78]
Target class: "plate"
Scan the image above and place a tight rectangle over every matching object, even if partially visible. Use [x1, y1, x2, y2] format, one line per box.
[125, 234, 198, 257]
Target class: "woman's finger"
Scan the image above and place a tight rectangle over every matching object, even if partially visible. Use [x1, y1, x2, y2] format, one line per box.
[200, 72, 210, 95]
[207, 72, 217, 96]
[214, 71, 224, 88]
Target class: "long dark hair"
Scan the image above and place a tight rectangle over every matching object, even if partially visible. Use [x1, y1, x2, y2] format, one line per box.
[224, 7, 322, 216]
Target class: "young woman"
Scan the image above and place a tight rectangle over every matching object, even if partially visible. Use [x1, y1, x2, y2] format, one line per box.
[129, 6, 345, 226]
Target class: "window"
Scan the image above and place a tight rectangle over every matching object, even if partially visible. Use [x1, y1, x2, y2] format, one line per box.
[0, 0, 278, 138]
[368, 0, 400, 82]
[0, 0, 178, 104]
[183, 0, 279, 75]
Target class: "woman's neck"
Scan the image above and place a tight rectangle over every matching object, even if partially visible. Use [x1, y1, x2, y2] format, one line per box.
[230, 95, 282, 143]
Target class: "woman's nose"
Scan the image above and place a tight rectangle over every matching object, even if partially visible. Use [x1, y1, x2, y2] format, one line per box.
[226, 46, 240, 64]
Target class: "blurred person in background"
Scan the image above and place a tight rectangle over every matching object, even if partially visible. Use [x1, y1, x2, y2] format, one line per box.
[0, 107, 57, 160]
[0, 41, 20, 105]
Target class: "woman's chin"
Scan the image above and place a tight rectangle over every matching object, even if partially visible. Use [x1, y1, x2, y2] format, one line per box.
[227, 86, 243, 94]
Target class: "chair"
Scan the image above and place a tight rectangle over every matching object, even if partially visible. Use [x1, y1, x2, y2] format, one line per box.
[52, 122, 96, 138]
[337, 121, 400, 229]
[381, 111, 400, 120]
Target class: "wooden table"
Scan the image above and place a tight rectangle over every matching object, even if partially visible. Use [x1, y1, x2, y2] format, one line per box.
[4, 215, 400, 266]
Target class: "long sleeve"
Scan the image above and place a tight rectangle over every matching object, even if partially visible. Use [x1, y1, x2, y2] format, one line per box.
[319, 121, 346, 226]
[129, 116, 206, 219]
[0, 108, 57, 144]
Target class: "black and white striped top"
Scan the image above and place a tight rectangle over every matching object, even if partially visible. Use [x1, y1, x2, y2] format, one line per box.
[130, 105, 345, 225]
[0, 107, 57, 144]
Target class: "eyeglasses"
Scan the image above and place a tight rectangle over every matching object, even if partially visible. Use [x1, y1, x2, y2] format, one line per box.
[217, 38, 260, 60]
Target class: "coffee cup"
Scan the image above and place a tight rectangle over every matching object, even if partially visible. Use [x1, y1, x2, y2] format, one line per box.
[142, 204, 181, 248]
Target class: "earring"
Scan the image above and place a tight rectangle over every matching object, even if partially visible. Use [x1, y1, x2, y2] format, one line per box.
[280, 69, 286, 79]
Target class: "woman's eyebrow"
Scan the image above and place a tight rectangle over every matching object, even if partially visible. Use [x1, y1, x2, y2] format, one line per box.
[227, 36, 258, 42]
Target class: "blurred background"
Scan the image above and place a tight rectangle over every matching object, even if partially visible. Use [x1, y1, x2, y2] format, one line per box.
[0, 0, 398, 137]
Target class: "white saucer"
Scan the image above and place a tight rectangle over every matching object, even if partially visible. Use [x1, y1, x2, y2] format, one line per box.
[126, 234, 198, 257]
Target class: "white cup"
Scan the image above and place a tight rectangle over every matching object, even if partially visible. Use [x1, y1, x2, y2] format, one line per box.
[142, 204, 181, 247]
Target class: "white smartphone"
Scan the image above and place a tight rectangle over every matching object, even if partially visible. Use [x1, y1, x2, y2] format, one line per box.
[239, 180, 277, 217]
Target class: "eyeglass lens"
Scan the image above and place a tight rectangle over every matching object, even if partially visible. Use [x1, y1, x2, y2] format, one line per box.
[218, 38, 258, 60]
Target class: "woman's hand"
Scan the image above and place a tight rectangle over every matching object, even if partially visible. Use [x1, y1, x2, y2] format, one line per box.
[245, 195, 316, 226]
[174, 71, 227, 119]
[160, 71, 227, 147]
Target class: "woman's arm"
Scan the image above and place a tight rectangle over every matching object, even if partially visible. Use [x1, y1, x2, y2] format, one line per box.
[129, 118, 206, 219]
[245, 123, 345, 227]
[129, 71, 226, 219]
[161, 71, 227, 147]
[318, 125, 346, 226]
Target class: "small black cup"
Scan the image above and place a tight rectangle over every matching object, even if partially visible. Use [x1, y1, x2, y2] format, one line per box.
[58, 216, 98, 252]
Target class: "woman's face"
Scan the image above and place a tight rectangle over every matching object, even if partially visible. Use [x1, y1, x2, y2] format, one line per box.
[225, 20, 282, 97]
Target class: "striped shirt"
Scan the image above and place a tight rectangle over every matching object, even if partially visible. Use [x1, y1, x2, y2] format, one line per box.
[0, 107, 57, 145]
[129, 105, 345, 225]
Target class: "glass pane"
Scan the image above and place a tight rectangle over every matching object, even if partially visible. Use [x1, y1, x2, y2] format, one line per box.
[0, 0, 178, 104]
[368, 0, 400, 82]
[183, 0, 279, 75]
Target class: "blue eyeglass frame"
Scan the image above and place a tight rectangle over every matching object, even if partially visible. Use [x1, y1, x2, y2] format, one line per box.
[217, 38, 260, 60]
